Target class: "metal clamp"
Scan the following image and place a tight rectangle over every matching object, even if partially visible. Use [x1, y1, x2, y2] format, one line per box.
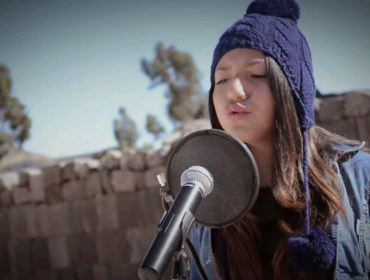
[157, 172, 173, 211]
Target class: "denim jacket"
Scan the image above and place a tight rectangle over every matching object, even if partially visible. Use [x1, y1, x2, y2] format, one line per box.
[190, 143, 370, 280]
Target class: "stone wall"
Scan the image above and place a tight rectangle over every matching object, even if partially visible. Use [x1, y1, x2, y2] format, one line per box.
[0, 92, 369, 280]
[315, 90, 370, 143]
[0, 148, 174, 280]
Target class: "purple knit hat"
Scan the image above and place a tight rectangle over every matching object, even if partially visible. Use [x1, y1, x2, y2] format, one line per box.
[209, 0, 335, 274]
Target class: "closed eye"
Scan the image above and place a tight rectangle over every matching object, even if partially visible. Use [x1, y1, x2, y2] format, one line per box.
[251, 75, 267, 78]
[216, 79, 228, 85]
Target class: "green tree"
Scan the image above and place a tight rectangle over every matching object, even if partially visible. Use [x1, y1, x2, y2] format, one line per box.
[145, 113, 165, 140]
[0, 65, 31, 149]
[113, 107, 138, 149]
[141, 42, 208, 125]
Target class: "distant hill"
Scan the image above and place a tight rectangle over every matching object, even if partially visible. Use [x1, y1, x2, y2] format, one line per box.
[0, 146, 57, 172]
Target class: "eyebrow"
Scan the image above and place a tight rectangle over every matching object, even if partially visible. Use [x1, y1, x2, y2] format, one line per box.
[215, 59, 264, 72]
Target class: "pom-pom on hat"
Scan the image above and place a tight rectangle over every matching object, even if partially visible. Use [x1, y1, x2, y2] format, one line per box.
[246, 0, 300, 22]
[209, 0, 336, 274]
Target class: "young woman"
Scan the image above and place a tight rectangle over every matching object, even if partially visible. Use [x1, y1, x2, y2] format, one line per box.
[190, 0, 370, 279]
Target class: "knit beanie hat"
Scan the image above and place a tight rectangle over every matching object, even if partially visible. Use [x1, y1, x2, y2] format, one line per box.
[209, 0, 335, 274]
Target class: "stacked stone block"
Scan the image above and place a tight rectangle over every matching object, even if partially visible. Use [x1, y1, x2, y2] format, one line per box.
[0, 149, 171, 280]
[315, 91, 370, 142]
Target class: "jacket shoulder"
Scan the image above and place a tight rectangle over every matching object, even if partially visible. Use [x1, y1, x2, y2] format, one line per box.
[342, 150, 370, 191]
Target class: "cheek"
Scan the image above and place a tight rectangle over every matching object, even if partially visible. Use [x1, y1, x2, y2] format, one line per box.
[212, 91, 225, 114]
[259, 91, 275, 124]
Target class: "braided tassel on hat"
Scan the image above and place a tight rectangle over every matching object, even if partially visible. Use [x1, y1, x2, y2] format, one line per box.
[286, 129, 336, 273]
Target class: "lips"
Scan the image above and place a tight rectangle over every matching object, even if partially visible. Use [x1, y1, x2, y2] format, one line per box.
[227, 104, 249, 119]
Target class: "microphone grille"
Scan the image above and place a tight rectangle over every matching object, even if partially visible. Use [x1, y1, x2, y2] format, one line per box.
[181, 166, 214, 197]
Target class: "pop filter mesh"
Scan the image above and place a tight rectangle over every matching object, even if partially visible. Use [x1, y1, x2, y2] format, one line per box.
[166, 129, 260, 228]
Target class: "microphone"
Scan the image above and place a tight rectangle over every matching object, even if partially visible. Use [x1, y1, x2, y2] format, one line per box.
[138, 129, 260, 280]
[138, 166, 214, 280]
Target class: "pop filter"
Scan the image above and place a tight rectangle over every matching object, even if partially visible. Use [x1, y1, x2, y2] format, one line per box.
[165, 129, 260, 228]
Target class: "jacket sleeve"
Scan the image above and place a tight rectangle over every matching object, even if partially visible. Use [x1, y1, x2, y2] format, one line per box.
[367, 189, 370, 280]
[189, 224, 202, 280]
[367, 198, 370, 280]
[366, 171, 370, 279]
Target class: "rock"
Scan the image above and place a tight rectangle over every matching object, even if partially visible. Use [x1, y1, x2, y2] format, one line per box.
[79, 199, 97, 233]
[12, 185, 31, 205]
[96, 230, 129, 265]
[134, 172, 146, 191]
[34, 270, 58, 280]
[0, 210, 10, 242]
[61, 158, 100, 181]
[45, 185, 63, 204]
[48, 236, 70, 268]
[74, 158, 100, 179]
[100, 170, 112, 194]
[96, 195, 118, 231]
[75, 263, 93, 280]
[182, 119, 211, 136]
[84, 172, 101, 198]
[43, 165, 61, 188]
[355, 116, 370, 142]
[145, 150, 165, 168]
[23, 168, 45, 203]
[48, 202, 71, 236]
[145, 167, 165, 189]
[9, 205, 29, 239]
[344, 91, 370, 117]
[100, 150, 122, 170]
[138, 189, 164, 226]
[73, 161, 89, 179]
[163, 130, 182, 147]
[82, 158, 100, 170]
[315, 95, 345, 122]
[111, 170, 135, 193]
[30, 238, 51, 269]
[116, 192, 142, 229]
[61, 180, 83, 201]
[160, 144, 172, 158]
[67, 233, 97, 266]
[92, 265, 110, 280]
[161, 119, 211, 153]
[128, 152, 146, 171]
[1, 190, 12, 208]
[26, 204, 50, 238]
[0, 172, 19, 191]
[62, 162, 77, 181]
[119, 150, 134, 170]
[68, 201, 83, 234]
[126, 225, 158, 264]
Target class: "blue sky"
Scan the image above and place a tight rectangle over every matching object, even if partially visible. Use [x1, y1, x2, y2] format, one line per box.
[1, 0, 370, 158]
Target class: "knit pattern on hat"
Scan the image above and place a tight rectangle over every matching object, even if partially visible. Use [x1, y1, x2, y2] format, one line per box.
[211, 13, 316, 130]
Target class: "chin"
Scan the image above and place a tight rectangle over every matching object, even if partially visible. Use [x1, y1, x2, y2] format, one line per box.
[222, 127, 251, 143]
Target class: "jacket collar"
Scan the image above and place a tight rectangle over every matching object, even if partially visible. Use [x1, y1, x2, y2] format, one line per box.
[332, 141, 365, 153]
[332, 141, 366, 161]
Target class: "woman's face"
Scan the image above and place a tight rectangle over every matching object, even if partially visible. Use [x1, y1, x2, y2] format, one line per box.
[212, 48, 275, 146]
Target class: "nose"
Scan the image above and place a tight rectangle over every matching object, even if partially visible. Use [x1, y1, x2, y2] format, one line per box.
[227, 78, 247, 101]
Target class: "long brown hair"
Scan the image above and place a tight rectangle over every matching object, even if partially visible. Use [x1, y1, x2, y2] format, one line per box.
[208, 55, 365, 280]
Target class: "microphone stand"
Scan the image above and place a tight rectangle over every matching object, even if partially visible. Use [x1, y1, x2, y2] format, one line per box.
[171, 210, 194, 280]
[172, 248, 190, 280]
[158, 173, 194, 280]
